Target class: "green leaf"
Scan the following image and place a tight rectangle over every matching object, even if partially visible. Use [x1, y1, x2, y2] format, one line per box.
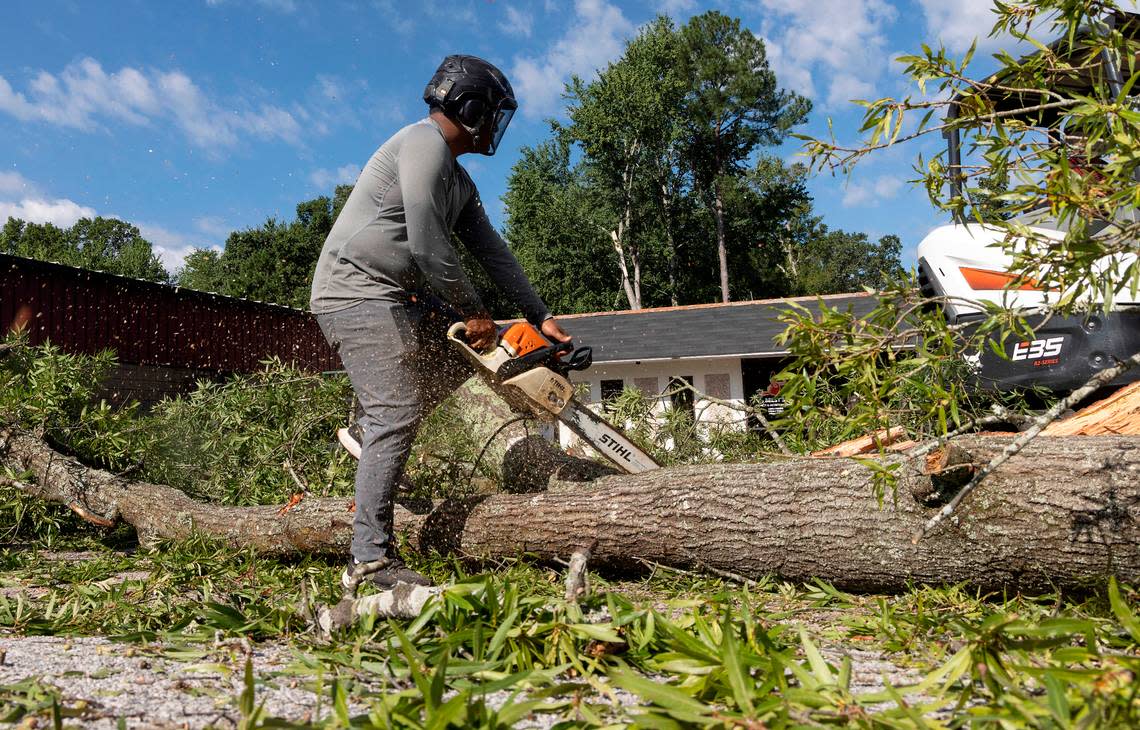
[799, 628, 833, 686]
[568, 623, 624, 644]
[720, 617, 754, 713]
[608, 666, 714, 724]
[1108, 578, 1140, 644]
[1043, 673, 1071, 726]
[424, 692, 467, 730]
[487, 609, 520, 660]
[332, 677, 350, 727]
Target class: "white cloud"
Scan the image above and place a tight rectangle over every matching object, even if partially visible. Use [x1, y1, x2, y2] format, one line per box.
[423, 0, 475, 24]
[916, 0, 1086, 55]
[0, 171, 39, 197]
[0, 58, 303, 151]
[309, 164, 361, 191]
[510, 0, 636, 118]
[206, 0, 298, 12]
[372, 0, 414, 36]
[756, 0, 897, 107]
[0, 178, 221, 274]
[0, 197, 95, 227]
[136, 222, 208, 272]
[194, 215, 232, 239]
[842, 174, 904, 207]
[294, 75, 373, 136]
[317, 75, 346, 101]
[651, 0, 696, 15]
[499, 5, 534, 38]
[915, 0, 1000, 53]
[763, 40, 815, 99]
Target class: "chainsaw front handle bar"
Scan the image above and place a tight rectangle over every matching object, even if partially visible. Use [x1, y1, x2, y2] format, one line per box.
[447, 320, 490, 357]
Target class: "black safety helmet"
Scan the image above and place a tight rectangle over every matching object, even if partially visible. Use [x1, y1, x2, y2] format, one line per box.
[423, 55, 517, 156]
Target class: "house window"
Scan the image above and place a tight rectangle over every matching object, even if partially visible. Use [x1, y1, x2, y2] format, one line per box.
[669, 375, 694, 418]
[633, 377, 659, 395]
[600, 378, 625, 402]
[705, 373, 730, 399]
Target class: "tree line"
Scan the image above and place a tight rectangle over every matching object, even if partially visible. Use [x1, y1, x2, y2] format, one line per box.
[3, 10, 901, 315]
[1, 216, 168, 283]
[502, 12, 902, 313]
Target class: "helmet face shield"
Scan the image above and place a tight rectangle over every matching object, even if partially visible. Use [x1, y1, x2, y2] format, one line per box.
[485, 102, 516, 156]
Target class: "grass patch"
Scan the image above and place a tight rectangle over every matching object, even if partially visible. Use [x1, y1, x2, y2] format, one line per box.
[1, 534, 1137, 727]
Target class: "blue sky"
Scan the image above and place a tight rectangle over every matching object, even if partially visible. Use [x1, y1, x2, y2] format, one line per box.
[2, 0, 1028, 280]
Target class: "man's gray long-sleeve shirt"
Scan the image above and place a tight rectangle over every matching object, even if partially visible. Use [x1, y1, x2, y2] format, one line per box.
[309, 118, 549, 324]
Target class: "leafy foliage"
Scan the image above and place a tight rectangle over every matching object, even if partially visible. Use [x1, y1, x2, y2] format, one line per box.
[0, 339, 487, 512]
[505, 11, 899, 313]
[1, 215, 169, 282]
[176, 184, 353, 308]
[1, 533, 1137, 726]
[502, 141, 625, 314]
[136, 361, 358, 505]
[0, 335, 1137, 726]
[779, 1, 1140, 457]
[678, 10, 812, 303]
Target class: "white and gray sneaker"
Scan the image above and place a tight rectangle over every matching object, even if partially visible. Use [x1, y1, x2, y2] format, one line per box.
[342, 559, 432, 589]
[337, 423, 363, 460]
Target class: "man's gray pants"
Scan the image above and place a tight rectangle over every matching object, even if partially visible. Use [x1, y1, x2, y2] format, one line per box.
[316, 296, 473, 562]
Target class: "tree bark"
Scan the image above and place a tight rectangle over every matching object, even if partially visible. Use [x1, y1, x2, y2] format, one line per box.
[4, 421, 1137, 592]
[610, 228, 639, 311]
[659, 176, 680, 307]
[712, 178, 730, 303]
[610, 140, 642, 310]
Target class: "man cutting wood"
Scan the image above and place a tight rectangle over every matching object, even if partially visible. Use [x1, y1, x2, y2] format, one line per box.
[309, 55, 570, 588]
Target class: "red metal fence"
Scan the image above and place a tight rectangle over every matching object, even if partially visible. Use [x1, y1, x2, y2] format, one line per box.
[1, 253, 340, 373]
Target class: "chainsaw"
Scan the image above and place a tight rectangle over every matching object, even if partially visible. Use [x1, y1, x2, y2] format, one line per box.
[445, 321, 660, 474]
[336, 321, 660, 474]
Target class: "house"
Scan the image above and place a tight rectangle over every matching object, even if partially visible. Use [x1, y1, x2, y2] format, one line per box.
[552, 292, 879, 443]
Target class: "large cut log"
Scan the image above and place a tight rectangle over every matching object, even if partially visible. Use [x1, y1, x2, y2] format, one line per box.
[3, 423, 1137, 592]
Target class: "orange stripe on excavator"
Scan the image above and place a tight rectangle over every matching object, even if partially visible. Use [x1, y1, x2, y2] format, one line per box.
[959, 266, 1042, 291]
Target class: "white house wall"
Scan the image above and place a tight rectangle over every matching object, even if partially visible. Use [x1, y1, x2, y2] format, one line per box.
[559, 357, 748, 451]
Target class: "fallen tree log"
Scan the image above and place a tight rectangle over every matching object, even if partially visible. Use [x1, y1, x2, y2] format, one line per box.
[4, 422, 1137, 592]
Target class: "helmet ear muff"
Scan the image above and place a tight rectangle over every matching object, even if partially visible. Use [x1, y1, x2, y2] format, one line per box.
[456, 97, 487, 128]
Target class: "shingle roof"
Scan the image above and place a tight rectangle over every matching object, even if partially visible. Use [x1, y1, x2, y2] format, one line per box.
[554, 292, 880, 363]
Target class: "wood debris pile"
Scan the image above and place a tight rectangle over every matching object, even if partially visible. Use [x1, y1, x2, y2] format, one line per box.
[814, 381, 1140, 458]
[1042, 380, 1140, 436]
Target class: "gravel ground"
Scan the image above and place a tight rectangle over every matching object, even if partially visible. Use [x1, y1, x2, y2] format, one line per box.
[0, 635, 367, 728]
[0, 634, 660, 729]
[0, 630, 932, 728]
[0, 554, 939, 727]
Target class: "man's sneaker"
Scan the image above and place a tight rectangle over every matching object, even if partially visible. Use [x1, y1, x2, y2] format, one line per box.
[342, 559, 433, 589]
[337, 423, 363, 460]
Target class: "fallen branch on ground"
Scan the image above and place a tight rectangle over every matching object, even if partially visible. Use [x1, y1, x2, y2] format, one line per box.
[564, 539, 597, 603]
